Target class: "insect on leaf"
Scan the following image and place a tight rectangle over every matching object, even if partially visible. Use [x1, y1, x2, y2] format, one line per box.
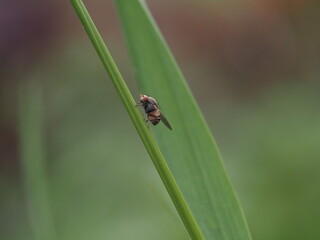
[115, 0, 252, 239]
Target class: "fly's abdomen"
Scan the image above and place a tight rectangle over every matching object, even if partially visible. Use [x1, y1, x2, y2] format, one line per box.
[150, 118, 161, 125]
[148, 110, 161, 125]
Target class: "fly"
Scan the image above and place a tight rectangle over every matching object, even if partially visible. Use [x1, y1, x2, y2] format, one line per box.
[138, 94, 172, 130]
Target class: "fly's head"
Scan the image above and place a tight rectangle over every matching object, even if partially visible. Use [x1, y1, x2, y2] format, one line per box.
[139, 94, 149, 104]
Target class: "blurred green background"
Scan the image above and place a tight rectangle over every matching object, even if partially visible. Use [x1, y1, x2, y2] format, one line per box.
[1, 0, 320, 239]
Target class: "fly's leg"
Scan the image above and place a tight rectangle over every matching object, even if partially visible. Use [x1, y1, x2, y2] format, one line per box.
[141, 112, 148, 122]
[135, 102, 147, 119]
[135, 102, 150, 128]
[144, 119, 150, 128]
[135, 101, 142, 107]
[139, 111, 149, 128]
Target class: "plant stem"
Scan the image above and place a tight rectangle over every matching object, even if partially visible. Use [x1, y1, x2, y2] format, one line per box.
[69, 0, 204, 239]
[19, 82, 56, 240]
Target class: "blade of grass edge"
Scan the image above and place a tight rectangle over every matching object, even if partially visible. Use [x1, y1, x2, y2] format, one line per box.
[69, 0, 204, 239]
[114, 0, 252, 239]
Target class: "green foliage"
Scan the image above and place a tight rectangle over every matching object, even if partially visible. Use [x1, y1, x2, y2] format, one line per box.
[19, 83, 56, 240]
[70, 0, 202, 239]
[114, 1, 251, 239]
[70, 0, 251, 239]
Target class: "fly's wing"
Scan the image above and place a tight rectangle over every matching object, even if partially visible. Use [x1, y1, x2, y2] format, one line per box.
[160, 113, 172, 130]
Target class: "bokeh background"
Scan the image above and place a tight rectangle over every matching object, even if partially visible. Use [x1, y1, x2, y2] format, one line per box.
[1, 0, 320, 239]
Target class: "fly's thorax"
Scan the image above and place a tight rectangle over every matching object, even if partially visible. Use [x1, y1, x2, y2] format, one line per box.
[147, 97, 158, 106]
[144, 102, 158, 113]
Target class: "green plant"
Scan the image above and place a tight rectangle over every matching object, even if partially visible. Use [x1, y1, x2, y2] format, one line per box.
[70, 0, 251, 239]
[19, 83, 56, 240]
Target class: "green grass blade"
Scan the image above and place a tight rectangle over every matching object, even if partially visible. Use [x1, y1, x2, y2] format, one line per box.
[115, 1, 252, 239]
[70, 1, 204, 239]
[19, 83, 56, 240]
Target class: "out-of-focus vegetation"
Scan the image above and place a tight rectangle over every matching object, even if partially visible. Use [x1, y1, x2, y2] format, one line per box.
[1, 0, 320, 240]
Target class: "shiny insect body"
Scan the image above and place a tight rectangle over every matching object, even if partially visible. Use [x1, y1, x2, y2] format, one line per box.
[139, 94, 172, 130]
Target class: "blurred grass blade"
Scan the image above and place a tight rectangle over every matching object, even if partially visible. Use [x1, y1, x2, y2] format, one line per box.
[115, 1, 252, 239]
[70, 0, 204, 239]
[19, 82, 56, 240]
